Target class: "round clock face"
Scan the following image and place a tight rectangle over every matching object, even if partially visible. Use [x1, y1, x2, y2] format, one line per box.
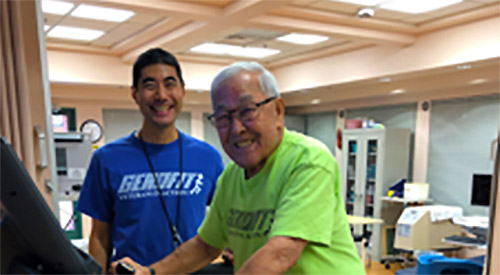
[80, 120, 103, 144]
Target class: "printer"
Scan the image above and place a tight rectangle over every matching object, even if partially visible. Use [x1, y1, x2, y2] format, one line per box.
[394, 205, 463, 251]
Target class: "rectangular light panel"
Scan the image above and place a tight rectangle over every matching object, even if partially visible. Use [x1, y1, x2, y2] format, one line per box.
[47, 26, 104, 41]
[277, 33, 329, 45]
[191, 43, 280, 59]
[42, 0, 74, 15]
[71, 4, 135, 22]
[331, 0, 463, 14]
[380, 0, 463, 14]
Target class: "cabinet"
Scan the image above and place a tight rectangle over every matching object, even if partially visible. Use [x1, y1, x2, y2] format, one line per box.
[341, 128, 411, 261]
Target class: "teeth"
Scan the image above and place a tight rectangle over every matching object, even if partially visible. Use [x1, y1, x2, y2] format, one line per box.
[236, 140, 252, 148]
[154, 105, 171, 111]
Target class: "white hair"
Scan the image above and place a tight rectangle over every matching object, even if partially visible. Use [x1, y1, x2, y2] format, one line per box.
[210, 61, 279, 102]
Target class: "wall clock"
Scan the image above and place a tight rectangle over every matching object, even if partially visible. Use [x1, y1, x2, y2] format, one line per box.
[80, 119, 103, 144]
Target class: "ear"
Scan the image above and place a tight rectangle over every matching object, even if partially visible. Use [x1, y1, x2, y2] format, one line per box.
[131, 86, 139, 103]
[181, 83, 186, 97]
[274, 97, 285, 127]
[274, 97, 285, 117]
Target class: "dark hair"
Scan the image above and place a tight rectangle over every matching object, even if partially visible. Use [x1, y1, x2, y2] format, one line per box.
[132, 48, 184, 88]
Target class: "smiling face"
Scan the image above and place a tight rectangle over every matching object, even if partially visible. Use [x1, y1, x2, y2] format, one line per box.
[132, 63, 185, 132]
[212, 71, 285, 178]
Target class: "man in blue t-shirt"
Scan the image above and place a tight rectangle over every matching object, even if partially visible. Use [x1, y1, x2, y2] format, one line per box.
[77, 48, 224, 271]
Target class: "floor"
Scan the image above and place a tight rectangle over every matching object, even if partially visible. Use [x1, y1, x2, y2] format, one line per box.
[365, 260, 402, 275]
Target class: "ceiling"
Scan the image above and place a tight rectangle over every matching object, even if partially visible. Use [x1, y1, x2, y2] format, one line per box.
[44, 0, 500, 110]
[44, 0, 499, 65]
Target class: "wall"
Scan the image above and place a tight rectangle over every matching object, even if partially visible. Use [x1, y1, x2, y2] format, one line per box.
[288, 96, 498, 219]
[306, 112, 337, 156]
[47, 50, 226, 90]
[203, 113, 231, 166]
[15, 0, 55, 206]
[102, 109, 192, 143]
[427, 94, 499, 216]
[272, 17, 500, 92]
[51, 83, 212, 146]
[284, 114, 306, 133]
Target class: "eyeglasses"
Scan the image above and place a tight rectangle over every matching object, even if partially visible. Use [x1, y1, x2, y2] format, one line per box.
[207, 96, 277, 129]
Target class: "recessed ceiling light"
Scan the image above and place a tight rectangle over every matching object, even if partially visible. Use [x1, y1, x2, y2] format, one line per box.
[47, 26, 104, 41]
[357, 7, 375, 18]
[391, 89, 405, 94]
[42, 0, 74, 15]
[276, 33, 329, 45]
[71, 4, 135, 22]
[190, 43, 280, 58]
[457, 64, 472, 70]
[469, 79, 487, 85]
[311, 99, 321, 104]
[379, 77, 392, 82]
[380, 0, 463, 14]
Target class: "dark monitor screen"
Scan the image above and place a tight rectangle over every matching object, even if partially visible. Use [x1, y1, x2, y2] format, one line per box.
[0, 137, 100, 274]
[471, 174, 492, 206]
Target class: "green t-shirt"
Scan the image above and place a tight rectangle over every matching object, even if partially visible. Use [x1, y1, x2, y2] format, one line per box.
[198, 129, 364, 274]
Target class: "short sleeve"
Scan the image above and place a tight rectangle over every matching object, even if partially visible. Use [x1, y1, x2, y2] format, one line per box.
[207, 152, 224, 205]
[270, 164, 336, 246]
[76, 150, 114, 222]
[198, 176, 228, 250]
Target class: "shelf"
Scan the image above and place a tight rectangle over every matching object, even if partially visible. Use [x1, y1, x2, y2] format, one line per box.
[349, 152, 356, 156]
[368, 152, 377, 156]
[365, 204, 374, 207]
[348, 177, 355, 181]
[382, 196, 433, 203]
[366, 178, 376, 182]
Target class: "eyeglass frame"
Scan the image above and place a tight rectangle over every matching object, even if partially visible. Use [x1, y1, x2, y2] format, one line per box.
[207, 96, 278, 128]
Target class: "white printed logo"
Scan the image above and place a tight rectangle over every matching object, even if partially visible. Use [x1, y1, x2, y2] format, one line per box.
[117, 172, 204, 200]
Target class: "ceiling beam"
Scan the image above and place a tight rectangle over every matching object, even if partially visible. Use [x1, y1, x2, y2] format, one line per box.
[285, 81, 499, 114]
[282, 62, 500, 106]
[418, 3, 500, 33]
[92, 0, 221, 20]
[111, 17, 192, 54]
[267, 41, 371, 69]
[121, 21, 209, 62]
[248, 15, 416, 45]
[271, 6, 418, 34]
[176, 54, 235, 66]
[46, 42, 116, 56]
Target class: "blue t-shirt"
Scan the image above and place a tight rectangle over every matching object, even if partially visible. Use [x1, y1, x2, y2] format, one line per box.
[77, 131, 224, 266]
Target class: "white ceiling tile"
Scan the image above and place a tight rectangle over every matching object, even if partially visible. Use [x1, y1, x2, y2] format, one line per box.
[466, 0, 500, 3]
[309, 1, 359, 15]
[127, 13, 164, 24]
[370, 8, 409, 21]
[57, 16, 118, 31]
[423, 1, 482, 20]
[91, 22, 147, 47]
[46, 36, 93, 45]
[399, 14, 435, 24]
